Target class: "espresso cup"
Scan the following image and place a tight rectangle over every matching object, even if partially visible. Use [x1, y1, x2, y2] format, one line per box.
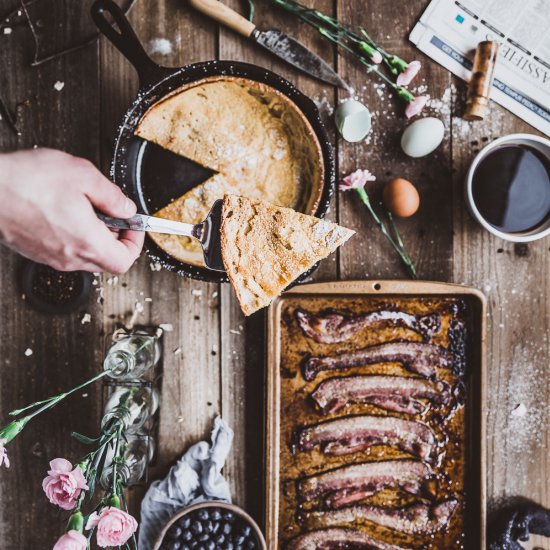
[465, 133, 550, 242]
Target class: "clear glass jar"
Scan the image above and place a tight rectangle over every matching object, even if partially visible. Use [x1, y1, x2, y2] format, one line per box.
[102, 386, 159, 434]
[104, 333, 161, 381]
[100, 435, 155, 489]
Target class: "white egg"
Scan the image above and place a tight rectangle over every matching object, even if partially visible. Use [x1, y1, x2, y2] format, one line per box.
[401, 117, 445, 158]
[335, 99, 372, 142]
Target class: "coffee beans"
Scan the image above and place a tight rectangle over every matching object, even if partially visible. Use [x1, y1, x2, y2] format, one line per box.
[161, 507, 259, 550]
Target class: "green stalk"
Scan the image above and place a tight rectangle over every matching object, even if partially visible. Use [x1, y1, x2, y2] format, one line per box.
[354, 188, 417, 279]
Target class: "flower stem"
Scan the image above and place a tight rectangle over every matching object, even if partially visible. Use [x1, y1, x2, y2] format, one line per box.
[354, 188, 417, 279]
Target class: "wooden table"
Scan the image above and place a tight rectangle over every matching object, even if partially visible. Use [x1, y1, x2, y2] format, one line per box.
[0, 0, 548, 548]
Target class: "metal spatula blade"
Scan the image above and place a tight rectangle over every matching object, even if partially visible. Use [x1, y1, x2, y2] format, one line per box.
[97, 199, 225, 272]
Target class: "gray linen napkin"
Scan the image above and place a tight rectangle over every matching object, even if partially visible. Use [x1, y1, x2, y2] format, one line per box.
[138, 416, 234, 549]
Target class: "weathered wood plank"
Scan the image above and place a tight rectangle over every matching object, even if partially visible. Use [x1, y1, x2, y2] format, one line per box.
[451, 83, 550, 542]
[337, 0, 453, 282]
[0, 10, 103, 550]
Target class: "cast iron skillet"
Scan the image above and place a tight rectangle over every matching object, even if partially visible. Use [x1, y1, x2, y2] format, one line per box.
[91, 0, 336, 283]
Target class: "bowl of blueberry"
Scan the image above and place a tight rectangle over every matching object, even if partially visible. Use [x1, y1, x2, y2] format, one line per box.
[154, 501, 267, 550]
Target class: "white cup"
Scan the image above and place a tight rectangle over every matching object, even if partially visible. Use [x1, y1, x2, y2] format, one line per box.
[465, 133, 550, 242]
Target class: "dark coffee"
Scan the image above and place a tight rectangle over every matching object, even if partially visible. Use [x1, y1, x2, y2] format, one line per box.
[471, 144, 550, 233]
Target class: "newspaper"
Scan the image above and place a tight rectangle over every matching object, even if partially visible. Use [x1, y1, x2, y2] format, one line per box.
[410, 0, 550, 136]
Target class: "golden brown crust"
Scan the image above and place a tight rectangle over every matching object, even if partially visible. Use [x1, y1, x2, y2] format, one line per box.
[136, 76, 324, 267]
[221, 195, 354, 316]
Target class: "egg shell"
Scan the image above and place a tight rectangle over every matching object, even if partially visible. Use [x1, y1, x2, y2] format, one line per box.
[335, 99, 372, 142]
[401, 117, 445, 158]
[383, 178, 420, 218]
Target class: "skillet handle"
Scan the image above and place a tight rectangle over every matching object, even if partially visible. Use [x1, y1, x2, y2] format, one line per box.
[91, 0, 170, 87]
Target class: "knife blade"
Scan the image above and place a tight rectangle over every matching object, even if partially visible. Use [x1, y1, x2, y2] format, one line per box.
[252, 29, 347, 89]
[188, 0, 348, 89]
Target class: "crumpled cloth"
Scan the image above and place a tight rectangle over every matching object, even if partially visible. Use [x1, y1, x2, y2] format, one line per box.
[488, 500, 550, 550]
[138, 417, 234, 550]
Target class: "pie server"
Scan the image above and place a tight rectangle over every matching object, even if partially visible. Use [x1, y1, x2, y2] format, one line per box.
[188, 0, 348, 89]
[97, 200, 225, 272]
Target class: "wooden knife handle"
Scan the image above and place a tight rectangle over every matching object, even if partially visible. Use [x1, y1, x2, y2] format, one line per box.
[189, 0, 256, 37]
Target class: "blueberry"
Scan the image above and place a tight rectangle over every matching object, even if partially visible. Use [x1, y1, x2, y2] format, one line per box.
[245, 541, 256, 549]
[205, 542, 215, 550]
[197, 509, 210, 521]
[234, 535, 246, 545]
[169, 542, 182, 550]
[211, 509, 222, 521]
[202, 520, 213, 534]
[190, 542, 199, 549]
[198, 533, 210, 542]
[211, 522, 220, 535]
[240, 526, 251, 538]
[191, 521, 203, 535]
[213, 534, 225, 544]
[178, 517, 192, 529]
[169, 526, 183, 539]
[181, 546, 191, 550]
[182, 530, 193, 542]
[222, 523, 233, 535]
[225, 544, 234, 550]
[223, 511, 235, 522]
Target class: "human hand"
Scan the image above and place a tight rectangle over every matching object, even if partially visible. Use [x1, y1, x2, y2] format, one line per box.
[0, 148, 145, 274]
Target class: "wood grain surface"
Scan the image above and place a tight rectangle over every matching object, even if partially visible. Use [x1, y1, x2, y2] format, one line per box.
[0, 0, 548, 548]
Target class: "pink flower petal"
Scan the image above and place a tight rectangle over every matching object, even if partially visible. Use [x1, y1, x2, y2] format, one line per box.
[397, 60, 422, 86]
[0, 439, 9, 469]
[339, 169, 376, 192]
[85, 511, 100, 530]
[53, 530, 88, 550]
[49, 458, 73, 473]
[405, 95, 428, 119]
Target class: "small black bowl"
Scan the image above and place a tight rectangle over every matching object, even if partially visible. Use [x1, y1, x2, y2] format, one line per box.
[20, 260, 92, 314]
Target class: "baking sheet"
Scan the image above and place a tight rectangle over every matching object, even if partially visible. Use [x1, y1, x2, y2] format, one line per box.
[266, 280, 486, 549]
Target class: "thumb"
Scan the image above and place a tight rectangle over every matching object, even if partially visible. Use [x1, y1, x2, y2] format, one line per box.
[84, 173, 137, 218]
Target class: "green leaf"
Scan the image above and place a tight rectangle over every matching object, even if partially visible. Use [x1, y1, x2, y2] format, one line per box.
[71, 432, 99, 445]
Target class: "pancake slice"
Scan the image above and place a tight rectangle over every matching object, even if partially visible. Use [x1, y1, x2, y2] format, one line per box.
[221, 195, 355, 316]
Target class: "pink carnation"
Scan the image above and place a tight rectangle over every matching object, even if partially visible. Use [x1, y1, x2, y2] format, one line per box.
[339, 169, 376, 191]
[397, 60, 421, 86]
[42, 458, 88, 510]
[53, 530, 87, 550]
[0, 439, 9, 468]
[405, 95, 428, 119]
[86, 506, 138, 548]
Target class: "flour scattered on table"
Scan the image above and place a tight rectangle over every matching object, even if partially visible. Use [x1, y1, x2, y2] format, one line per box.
[53, 81, 65, 92]
[106, 276, 119, 286]
[148, 38, 173, 56]
[24, 348, 33, 356]
[510, 403, 527, 418]
[191, 289, 203, 297]
[149, 261, 162, 272]
[81, 313, 91, 325]
[173, 347, 182, 356]
[3, 27, 12, 35]
[159, 323, 173, 332]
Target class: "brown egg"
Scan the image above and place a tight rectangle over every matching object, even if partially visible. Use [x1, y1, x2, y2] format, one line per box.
[382, 178, 420, 218]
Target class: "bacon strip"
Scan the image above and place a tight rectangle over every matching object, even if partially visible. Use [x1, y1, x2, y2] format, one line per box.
[298, 459, 435, 507]
[301, 500, 458, 536]
[296, 309, 441, 344]
[297, 415, 437, 462]
[311, 375, 450, 415]
[302, 342, 453, 381]
[286, 527, 409, 550]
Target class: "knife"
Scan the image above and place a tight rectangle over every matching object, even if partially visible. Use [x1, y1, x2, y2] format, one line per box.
[188, 0, 348, 89]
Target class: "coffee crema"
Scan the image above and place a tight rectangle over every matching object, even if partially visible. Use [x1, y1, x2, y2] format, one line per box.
[472, 144, 550, 233]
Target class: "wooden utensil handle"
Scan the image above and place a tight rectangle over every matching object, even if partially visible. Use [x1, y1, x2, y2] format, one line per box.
[189, 0, 256, 37]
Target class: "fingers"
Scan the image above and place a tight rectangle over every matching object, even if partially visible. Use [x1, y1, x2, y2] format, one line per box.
[79, 162, 137, 219]
[84, 219, 144, 274]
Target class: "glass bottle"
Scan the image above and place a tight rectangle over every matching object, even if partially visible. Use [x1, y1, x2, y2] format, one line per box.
[100, 435, 156, 489]
[102, 386, 159, 434]
[104, 333, 161, 380]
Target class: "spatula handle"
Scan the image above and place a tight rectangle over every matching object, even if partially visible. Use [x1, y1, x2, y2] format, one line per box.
[189, 0, 256, 37]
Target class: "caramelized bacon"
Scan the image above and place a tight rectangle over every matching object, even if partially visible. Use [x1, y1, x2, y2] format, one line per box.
[302, 500, 459, 536]
[311, 375, 450, 415]
[286, 527, 409, 550]
[302, 342, 453, 381]
[298, 459, 435, 507]
[297, 415, 437, 462]
[296, 309, 441, 344]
